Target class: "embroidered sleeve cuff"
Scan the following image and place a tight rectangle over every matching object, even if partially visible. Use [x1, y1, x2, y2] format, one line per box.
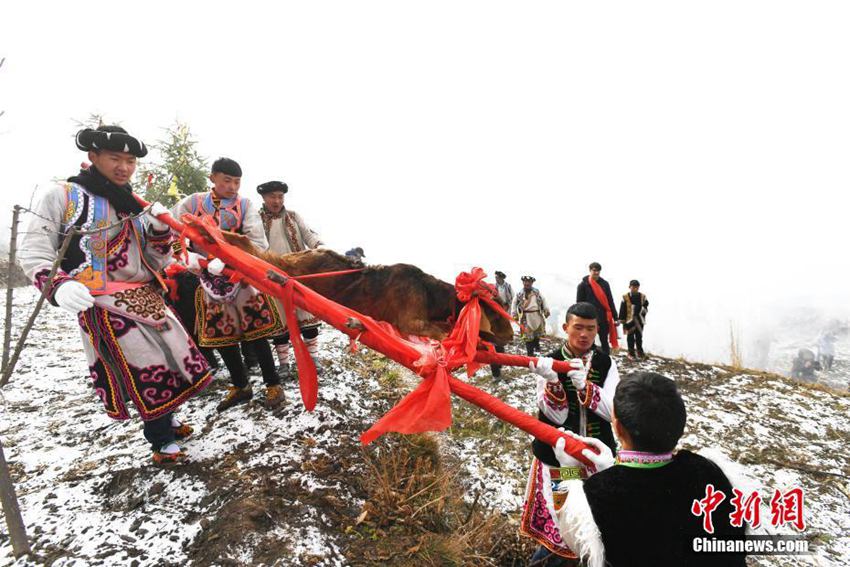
[578, 382, 602, 411]
[33, 268, 73, 306]
[544, 381, 568, 410]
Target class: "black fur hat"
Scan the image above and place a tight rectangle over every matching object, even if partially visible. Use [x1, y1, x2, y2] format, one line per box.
[75, 125, 148, 158]
[257, 180, 289, 195]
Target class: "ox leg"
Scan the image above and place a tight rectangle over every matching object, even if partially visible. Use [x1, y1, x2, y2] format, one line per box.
[490, 343, 505, 378]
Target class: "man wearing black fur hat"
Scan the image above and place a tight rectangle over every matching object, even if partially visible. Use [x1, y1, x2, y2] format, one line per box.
[172, 159, 285, 411]
[19, 125, 212, 465]
[256, 180, 324, 378]
[619, 279, 649, 359]
[512, 275, 549, 356]
[551, 372, 746, 566]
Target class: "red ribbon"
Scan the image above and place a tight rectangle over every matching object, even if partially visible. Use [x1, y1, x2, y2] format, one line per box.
[136, 196, 596, 465]
[588, 277, 619, 349]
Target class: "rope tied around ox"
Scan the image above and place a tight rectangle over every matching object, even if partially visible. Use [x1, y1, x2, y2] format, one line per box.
[139, 196, 598, 465]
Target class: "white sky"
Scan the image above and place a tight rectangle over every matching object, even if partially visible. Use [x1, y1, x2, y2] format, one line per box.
[1, 1, 849, 364]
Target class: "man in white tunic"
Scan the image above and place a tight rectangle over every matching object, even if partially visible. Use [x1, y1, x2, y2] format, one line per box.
[512, 275, 550, 356]
[256, 181, 323, 377]
[19, 125, 212, 465]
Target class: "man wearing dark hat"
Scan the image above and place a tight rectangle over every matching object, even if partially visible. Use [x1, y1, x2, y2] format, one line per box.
[512, 276, 550, 356]
[19, 125, 212, 465]
[576, 262, 620, 354]
[172, 160, 285, 411]
[619, 280, 649, 359]
[489, 270, 514, 378]
[256, 180, 324, 378]
[494, 271, 514, 311]
[344, 247, 366, 263]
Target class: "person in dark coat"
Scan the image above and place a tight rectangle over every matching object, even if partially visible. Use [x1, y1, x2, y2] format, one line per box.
[619, 279, 649, 359]
[576, 262, 619, 354]
[490, 270, 514, 378]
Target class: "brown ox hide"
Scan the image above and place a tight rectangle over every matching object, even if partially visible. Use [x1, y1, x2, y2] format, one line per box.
[186, 219, 513, 346]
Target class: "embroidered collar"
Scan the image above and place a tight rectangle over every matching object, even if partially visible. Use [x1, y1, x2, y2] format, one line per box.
[560, 344, 592, 362]
[616, 450, 674, 469]
[260, 205, 284, 220]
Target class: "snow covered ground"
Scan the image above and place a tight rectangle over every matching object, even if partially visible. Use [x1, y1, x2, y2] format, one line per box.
[0, 288, 848, 565]
[0, 287, 387, 566]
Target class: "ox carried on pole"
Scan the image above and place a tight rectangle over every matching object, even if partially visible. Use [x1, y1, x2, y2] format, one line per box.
[143, 197, 598, 464]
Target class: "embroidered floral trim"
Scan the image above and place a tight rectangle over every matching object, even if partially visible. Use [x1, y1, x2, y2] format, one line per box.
[284, 212, 305, 253]
[199, 271, 239, 302]
[112, 286, 167, 321]
[544, 381, 568, 410]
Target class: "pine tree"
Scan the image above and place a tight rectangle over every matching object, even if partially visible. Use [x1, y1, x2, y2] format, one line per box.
[72, 113, 109, 130]
[138, 122, 208, 206]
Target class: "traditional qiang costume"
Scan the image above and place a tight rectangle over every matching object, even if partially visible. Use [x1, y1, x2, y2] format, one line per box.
[520, 344, 619, 560]
[171, 159, 284, 409]
[255, 181, 323, 375]
[619, 281, 649, 359]
[19, 127, 211, 458]
[511, 276, 550, 356]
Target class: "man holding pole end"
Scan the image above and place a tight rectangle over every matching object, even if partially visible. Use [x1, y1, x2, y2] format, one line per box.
[19, 125, 212, 465]
[519, 301, 620, 564]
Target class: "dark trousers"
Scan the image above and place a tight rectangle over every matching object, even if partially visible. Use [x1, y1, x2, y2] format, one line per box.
[201, 347, 219, 369]
[143, 412, 175, 451]
[627, 330, 644, 356]
[241, 341, 259, 368]
[219, 338, 278, 388]
[273, 326, 320, 345]
[490, 344, 506, 377]
[530, 546, 577, 566]
[597, 320, 611, 354]
[525, 337, 541, 356]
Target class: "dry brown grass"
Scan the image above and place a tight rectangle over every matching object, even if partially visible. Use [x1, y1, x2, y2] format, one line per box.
[729, 321, 743, 369]
[345, 434, 533, 566]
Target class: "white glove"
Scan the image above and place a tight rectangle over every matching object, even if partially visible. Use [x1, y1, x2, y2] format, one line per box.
[529, 356, 559, 383]
[558, 430, 616, 473]
[554, 436, 584, 468]
[54, 281, 95, 314]
[578, 434, 616, 473]
[148, 202, 170, 233]
[185, 252, 203, 272]
[207, 258, 225, 276]
[567, 358, 588, 390]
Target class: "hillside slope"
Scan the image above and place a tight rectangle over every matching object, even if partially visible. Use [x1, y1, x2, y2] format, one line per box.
[0, 288, 847, 566]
